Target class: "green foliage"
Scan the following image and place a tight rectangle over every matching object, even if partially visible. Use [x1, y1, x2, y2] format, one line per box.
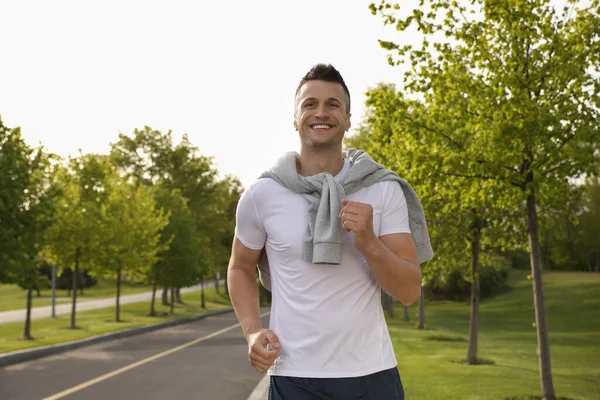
[579, 172, 600, 270]
[110, 127, 239, 289]
[0, 118, 33, 282]
[369, 0, 600, 191]
[152, 185, 198, 289]
[95, 171, 169, 283]
[0, 117, 62, 289]
[367, 2, 600, 395]
[428, 261, 511, 301]
[43, 155, 109, 275]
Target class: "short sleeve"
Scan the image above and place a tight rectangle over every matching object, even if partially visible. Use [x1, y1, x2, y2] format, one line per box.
[234, 185, 267, 250]
[379, 181, 411, 236]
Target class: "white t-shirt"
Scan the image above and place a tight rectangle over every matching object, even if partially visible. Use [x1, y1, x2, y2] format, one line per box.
[235, 159, 411, 378]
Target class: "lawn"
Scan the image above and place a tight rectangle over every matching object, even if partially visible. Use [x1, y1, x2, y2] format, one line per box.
[0, 287, 231, 354]
[0, 278, 155, 312]
[388, 271, 600, 400]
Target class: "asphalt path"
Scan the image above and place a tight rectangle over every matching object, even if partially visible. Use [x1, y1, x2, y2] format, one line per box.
[0, 281, 224, 325]
[0, 309, 270, 400]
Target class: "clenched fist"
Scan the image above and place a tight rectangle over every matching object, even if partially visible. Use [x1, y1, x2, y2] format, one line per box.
[247, 329, 280, 374]
[339, 200, 378, 253]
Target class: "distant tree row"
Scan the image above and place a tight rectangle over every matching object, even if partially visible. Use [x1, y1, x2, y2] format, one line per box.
[0, 119, 242, 338]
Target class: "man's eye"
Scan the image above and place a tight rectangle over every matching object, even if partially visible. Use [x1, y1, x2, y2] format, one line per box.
[304, 102, 315, 108]
[329, 103, 339, 108]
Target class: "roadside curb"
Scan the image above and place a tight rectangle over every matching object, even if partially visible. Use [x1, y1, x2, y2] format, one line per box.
[247, 374, 270, 400]
[0, 308, 234, 368]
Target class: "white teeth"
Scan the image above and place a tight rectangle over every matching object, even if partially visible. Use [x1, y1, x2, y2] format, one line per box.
[312, 125, 331, 129]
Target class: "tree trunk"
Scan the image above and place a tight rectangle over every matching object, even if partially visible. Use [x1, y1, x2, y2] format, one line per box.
[70, 249, 80, 329]
[387, 293, 394, 317]
[162, 287, 169, 305]
[24, 288, 33, 340]
[526, 184, 556, 400]
[466, 216, 482, 365]
[215, 274, 219, 294]
[403, 306, 409, 322]
[176, 288, 183, 304]
[224, 277, 228, 295]
[35, 287, 41, 298]
[170, 288, 175, 314]
[566, 220, 575, 271]
[116, 264, 122, 322]
[201, 276, 206, 309]
[381, 292, 393, 317]
[595, 251, 600, 273]
[417, 285, 425, 330]
[150, 280, 157, 316]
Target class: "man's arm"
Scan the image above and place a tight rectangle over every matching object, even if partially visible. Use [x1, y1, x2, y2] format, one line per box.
[339, 200, 422, 305]
[227, 237, 263, 339]
[360, 233, 421, 305]
[227, 237, 280, 373]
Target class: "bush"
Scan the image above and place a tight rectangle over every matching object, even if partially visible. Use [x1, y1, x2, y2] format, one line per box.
[38, 265, 97, 290]
[427, 262, 510, 301]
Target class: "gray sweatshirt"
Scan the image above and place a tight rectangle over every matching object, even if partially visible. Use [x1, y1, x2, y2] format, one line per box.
[256, 148, 434, 291]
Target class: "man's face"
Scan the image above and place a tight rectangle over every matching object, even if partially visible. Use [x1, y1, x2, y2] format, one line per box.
[294, 80, 351, 150]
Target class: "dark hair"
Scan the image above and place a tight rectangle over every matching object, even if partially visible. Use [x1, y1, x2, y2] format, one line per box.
[295, 64, 351, 113]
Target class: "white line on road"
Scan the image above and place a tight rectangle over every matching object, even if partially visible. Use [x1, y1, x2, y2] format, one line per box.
[42, 311, 270, 400]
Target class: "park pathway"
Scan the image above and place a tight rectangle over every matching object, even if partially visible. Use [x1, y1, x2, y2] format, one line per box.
[0, 281, 224, 325]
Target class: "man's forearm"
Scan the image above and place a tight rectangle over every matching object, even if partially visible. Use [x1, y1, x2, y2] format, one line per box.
[227, 266, 263, 341]
[361, 239, 422, 305]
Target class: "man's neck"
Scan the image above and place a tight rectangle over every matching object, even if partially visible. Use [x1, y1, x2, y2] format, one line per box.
[297, 147, 345, 177]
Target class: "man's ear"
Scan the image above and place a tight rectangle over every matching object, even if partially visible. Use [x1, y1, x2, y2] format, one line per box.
[346, 113, 352, 132]
[294, 118, 298, 131]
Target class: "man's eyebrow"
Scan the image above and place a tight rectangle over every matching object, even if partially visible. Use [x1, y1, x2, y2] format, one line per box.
[300, 97, 343, 104]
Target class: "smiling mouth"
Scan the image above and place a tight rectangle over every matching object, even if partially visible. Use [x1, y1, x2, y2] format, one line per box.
[310, 124, 333, 130]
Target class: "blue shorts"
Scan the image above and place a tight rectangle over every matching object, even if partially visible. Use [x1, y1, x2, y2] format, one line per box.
[268, 367, 405, 400]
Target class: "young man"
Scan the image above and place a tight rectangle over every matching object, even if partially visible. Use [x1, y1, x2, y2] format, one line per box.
[227, 64, 433, 399]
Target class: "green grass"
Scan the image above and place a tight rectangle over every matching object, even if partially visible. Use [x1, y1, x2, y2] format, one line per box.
[388, 271, 600, 400]
[0, 287, 231, 354]
[0, 278, 155, 312]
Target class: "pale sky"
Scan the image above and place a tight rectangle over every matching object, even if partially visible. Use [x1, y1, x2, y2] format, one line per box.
[0, 0, 417, 188]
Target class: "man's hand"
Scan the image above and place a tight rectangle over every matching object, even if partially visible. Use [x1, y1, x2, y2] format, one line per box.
[339, 200, 378, 253]
[247, 329, 280, 374]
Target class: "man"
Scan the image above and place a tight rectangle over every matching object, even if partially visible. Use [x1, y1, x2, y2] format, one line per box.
[227, 64, 433, 399]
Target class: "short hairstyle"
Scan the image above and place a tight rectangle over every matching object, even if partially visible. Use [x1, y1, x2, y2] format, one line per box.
[295, 64, 351, 114]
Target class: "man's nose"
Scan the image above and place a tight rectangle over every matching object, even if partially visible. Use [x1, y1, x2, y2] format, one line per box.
[314, 104, 329, 118]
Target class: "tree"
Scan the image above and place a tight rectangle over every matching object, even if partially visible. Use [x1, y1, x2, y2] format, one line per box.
[45, 154, 108, 329]
[110, 127, 232, 310]
[17, 147, 61, 339]
[151, 185, 196, 315]
[0, 117, 61, 339]
[0, 117, 30, 283]
[369, 1, 600, 397]
[96, 172, 169, 322]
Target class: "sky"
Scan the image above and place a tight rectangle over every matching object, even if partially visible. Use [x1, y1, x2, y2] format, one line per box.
[0, 0, 417, 188]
